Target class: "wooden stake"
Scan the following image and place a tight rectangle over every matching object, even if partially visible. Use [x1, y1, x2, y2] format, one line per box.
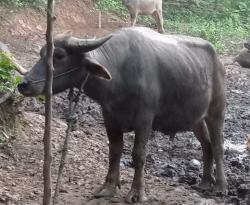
[43, 0, 55, 204]
[98, 10, 102, 29]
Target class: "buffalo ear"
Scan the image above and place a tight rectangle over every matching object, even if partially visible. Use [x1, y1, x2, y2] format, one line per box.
[84, 57, 112, 80]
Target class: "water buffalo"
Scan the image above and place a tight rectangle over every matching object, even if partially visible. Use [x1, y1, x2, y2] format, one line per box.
[234, 48, 250, 68]
[244, 40, 250, 50]
[122, 0, 165, 33]
[18, 27, 227, 203]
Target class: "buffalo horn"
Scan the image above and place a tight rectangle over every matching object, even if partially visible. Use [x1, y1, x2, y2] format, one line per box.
[67, 35, 112, 52]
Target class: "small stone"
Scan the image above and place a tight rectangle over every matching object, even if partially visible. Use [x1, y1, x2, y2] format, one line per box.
[230, 159, 242, 169]
[120, 159, 132, 168]
[84, 130, 92, 136]
[77, 179, 85, 186]
[89, 109, 100, 119]
[237, 184, 250, 198]
[179, 168, 186, 176]
[231, 89, 244, 94]
[36, 25, 43, 31]
[146, 154, 155, 164]
[178, 172, 197, 185]
[33, 190, 40, 195]
[59, 188, 68, 193]
[189, 159, 201, 170]
[78, 165, 85, 171]
[161, 167, 177, 178]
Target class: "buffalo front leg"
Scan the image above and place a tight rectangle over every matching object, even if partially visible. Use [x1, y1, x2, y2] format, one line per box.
[193, 120, 215, 191]
[125, 117, 152, 203]
[130, 13, 137, 27]
[94, 122, 123, 198]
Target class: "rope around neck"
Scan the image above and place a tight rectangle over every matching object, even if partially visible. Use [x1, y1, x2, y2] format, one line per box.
[30, 66, 81, 85]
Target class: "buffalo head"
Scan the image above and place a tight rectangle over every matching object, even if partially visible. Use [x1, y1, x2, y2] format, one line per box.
[18, 32, 112, 96]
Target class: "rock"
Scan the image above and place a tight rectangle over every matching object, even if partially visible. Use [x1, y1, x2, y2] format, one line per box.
[120, 158, 132, 168]
[231, 89, 244, 94]
[0, 41, 10, 52]
[230, 158, 243, 169]
[178, 172, 197, 185]
[244, 40, 250, 50]
[240, 110, 250, 119]
[78, 165, 85, 171]
[234, 48, 250, 68]
[179, 168, 186, 176]
[189, 159, 201, 170]
[146, 153, 155, 164]
[59, 188, 69, 193]
[161, 168, 177, 178]
[88, 108, 101, 119]
[237, 183, 250, 198]
[160, 164, 177, 178]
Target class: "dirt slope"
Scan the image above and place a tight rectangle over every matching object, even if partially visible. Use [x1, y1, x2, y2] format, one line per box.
[0, 0, 124, 68]
[0, 0, 249, 205]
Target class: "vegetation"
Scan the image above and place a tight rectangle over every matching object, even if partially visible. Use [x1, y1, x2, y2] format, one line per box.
[0, 52, 22, 93]
[0, 0, 46, 8]
[96, 0, 250, 53]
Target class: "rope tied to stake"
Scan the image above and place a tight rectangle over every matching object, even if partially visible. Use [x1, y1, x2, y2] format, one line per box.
[53, 73, 89, 205]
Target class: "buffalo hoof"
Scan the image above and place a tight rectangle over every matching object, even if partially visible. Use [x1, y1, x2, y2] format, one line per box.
[94, 182, 117, 198]
[192, 176, 215, 192]
[158, 29, 165, 34]
[125, 189, 147, 203]
[212, 183, 228, 196]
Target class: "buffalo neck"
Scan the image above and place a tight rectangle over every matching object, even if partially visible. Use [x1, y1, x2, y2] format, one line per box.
[82, 40, 127, 106]
[83, 74, 109, 105]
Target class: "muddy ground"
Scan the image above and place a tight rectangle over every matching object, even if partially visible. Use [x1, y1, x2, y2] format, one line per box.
[0, 0, 249, 204]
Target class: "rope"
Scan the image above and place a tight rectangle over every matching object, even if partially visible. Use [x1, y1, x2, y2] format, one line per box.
[30, 67, 81, 85]
[52, 73, 89, 205]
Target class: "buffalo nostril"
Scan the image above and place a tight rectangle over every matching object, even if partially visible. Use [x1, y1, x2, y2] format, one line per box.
[18, 80, 29, 90]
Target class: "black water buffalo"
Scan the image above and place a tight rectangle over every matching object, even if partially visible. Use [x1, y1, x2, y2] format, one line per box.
[18, 27, 227, 203]
[233, 40, 250, 68]
[244, 40, 250, 50]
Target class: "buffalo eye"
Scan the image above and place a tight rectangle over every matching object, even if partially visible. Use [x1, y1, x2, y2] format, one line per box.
[54, 48, 67, 60]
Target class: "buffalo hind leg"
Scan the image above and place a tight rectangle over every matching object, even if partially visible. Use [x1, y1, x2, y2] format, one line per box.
[125, 114, 152, 203]
[94, 118, 123, 198]
[206, 113, 227, 194]
[152, 10, 165, 33]
[193, 120, 215, 191]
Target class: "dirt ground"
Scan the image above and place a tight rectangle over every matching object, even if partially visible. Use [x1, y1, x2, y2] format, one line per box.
[0, 0, 249, 204]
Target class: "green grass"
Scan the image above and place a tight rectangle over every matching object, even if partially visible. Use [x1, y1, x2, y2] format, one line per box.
[0, 0, 46, 8]
[95, 0, 126, 16]
[96, 0, 250, 54]
[164, 1, 250, 54]
[166, 19, 248, 54]
[0, 52, 22, 93]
